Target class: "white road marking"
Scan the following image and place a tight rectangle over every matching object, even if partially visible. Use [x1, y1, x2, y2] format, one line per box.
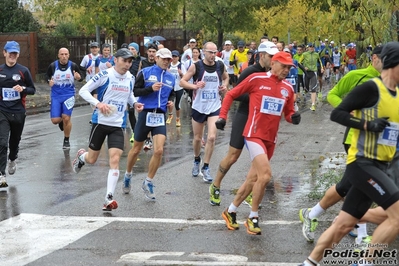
[0, 213, 301, 266]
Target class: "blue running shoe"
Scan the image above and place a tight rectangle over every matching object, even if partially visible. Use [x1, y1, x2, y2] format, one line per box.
[122, 173, 132, 194]
[142, 180, 155, 200]
[192, 160, 200, 177]
[201, 167, 213, 183]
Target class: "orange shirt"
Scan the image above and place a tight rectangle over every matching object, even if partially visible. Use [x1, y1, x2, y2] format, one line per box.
[345, 49, 356, 64]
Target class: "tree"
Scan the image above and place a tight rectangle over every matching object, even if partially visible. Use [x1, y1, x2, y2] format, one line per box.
[184, 0, 269, 48]
[0, 0, 40, 32]
[35, 0, 182, 47]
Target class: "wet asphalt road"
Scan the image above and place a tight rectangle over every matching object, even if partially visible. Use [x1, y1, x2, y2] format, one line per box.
[1, 94, 398, 266]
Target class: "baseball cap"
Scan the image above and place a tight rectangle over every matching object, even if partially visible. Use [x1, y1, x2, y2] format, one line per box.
[156, 48, 173, 59]
[225, 40, 232, 45]
[114, 48, 134, 59]
[325, 38, 328, 42]
[283, 48, 290, 53]
[120, 43, 129, 49]
[342, 43, 346, 47]
[171, 50, 180, 57]
[4, 41, 20, 53]
[371, 45, 383, 55]
[308, 42, 314, 47]
[247, 49, 255, 55]
[257, 41, 279, 55]
[90, 42, 99, 48]
[272, 52, 295, 66]
[189, 38, 196, 43]
[381, 42, 399, 70]
[330, 41, 334, 44]
[237, 41, 245, 48]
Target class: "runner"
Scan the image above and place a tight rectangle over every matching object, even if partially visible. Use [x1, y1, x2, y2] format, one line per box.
[208, 41, 279, 206]
[216, 51, 301, 235]
[123, 48, 175, 200]
[72, 48, 143, 211]
[46, 47, 82, 149]
[0, 41, 36, 187]
[180, 42, 229, 183]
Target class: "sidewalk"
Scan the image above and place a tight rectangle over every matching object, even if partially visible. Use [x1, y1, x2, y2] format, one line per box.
[26, 82, 88, 115]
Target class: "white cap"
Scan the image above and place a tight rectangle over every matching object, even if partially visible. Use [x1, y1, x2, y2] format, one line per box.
[283, 47, 290, 53]
[189, 39, 196, 43]
[225, 40, 232, 45]
[330, 41, 334, 44]
[342, 43, 346, 46]
[325, 38, 328, 42]
[156, 48, 172, 59]
[257, 41, 279, 55]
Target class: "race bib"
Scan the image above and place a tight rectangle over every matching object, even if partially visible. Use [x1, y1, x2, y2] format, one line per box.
[287, 78, 296, 85]
[201, 90, 217, 101]
[107, 100, 124, 112]
[377, 122, 399, 147]
[260, 96, 284, 116]
[348, 59, 355, 64]
[2, 87, 20, 101]
[146, 112, 165, 127]
[64, 96, 75, 110]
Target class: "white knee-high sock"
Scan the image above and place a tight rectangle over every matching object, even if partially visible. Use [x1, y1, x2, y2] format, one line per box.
[106, 169, 119, 199]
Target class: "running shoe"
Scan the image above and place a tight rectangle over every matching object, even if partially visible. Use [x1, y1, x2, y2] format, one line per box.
[72, 149, 86, 173]
[245, 217, 261, 235]
[58, 121, 64, 131]
[349, 226, 358, 237]
[102, 193, 118, 211]
[142, 180, 155, 200]
[8, 160, 16, 175]
[310, 105, 316, 111]
[201, 167, 213, 183]
[299, 208, 318, 242]
[243, 193, 253, 208]
[318, 92, 323, 101]
[192, 160, 201, 177]
[0, 174, 8, 188]
[143, 139, 153, 151]
[63, 139, 70, 150]
[130, 133, 134, 143]
[176, 118, 181, 127]
[166, 114, 173, 124]
[354, 235, 372, 252]
[209, 183, 221, 206]
[221, 208, 239, 230]
[122, 173, 132, 194]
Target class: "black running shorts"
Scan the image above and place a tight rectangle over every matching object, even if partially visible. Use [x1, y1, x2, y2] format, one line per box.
[229, 112, 248, 150]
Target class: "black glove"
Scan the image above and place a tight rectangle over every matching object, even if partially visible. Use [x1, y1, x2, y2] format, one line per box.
[291, 112, 301, 125]
[367, 117, 390, 132]
[215, 118, 226, 130]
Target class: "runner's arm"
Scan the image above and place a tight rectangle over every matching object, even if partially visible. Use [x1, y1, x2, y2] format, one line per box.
[330, 81, 379, 130]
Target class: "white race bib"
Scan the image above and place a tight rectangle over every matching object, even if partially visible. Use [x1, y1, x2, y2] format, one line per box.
[146, 112, 165, 127]
[201, 90, 217, 101]
[260, 96, 284, 116]
[287, 78, 296, 85]
[64, 96, 75, 110]
[2, 87, 20, 101]
[377, 122, 399, 147]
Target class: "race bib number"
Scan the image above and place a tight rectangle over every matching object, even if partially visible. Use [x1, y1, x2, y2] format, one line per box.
[260, 96, 284, 116]
[146, 112, 165, 127]
[287, 78, 296, 85]
[64, 96, 75, 110]
[201, 90, 217, 101]
[2, 87, 20, 101]
[348, 59, 355, 64]
[377, 122, 399, 147]
[107, 100, 124, 112]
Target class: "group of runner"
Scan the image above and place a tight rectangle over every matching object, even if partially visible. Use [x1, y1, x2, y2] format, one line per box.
[3, 36, 399, 265]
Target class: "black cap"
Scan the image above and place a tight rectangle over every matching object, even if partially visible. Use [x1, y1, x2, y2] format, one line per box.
[371, 45, 383, 55]
[90, 42, 99, 47]
[247, 49, 255, 55]
[114, 48, 134, 59]
[121, 43, 128, 49]
[237, 41, 245, 47]
[381, 42, 399, 69]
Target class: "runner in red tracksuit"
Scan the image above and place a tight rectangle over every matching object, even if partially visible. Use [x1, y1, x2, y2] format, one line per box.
[216, 51, 301, 235]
